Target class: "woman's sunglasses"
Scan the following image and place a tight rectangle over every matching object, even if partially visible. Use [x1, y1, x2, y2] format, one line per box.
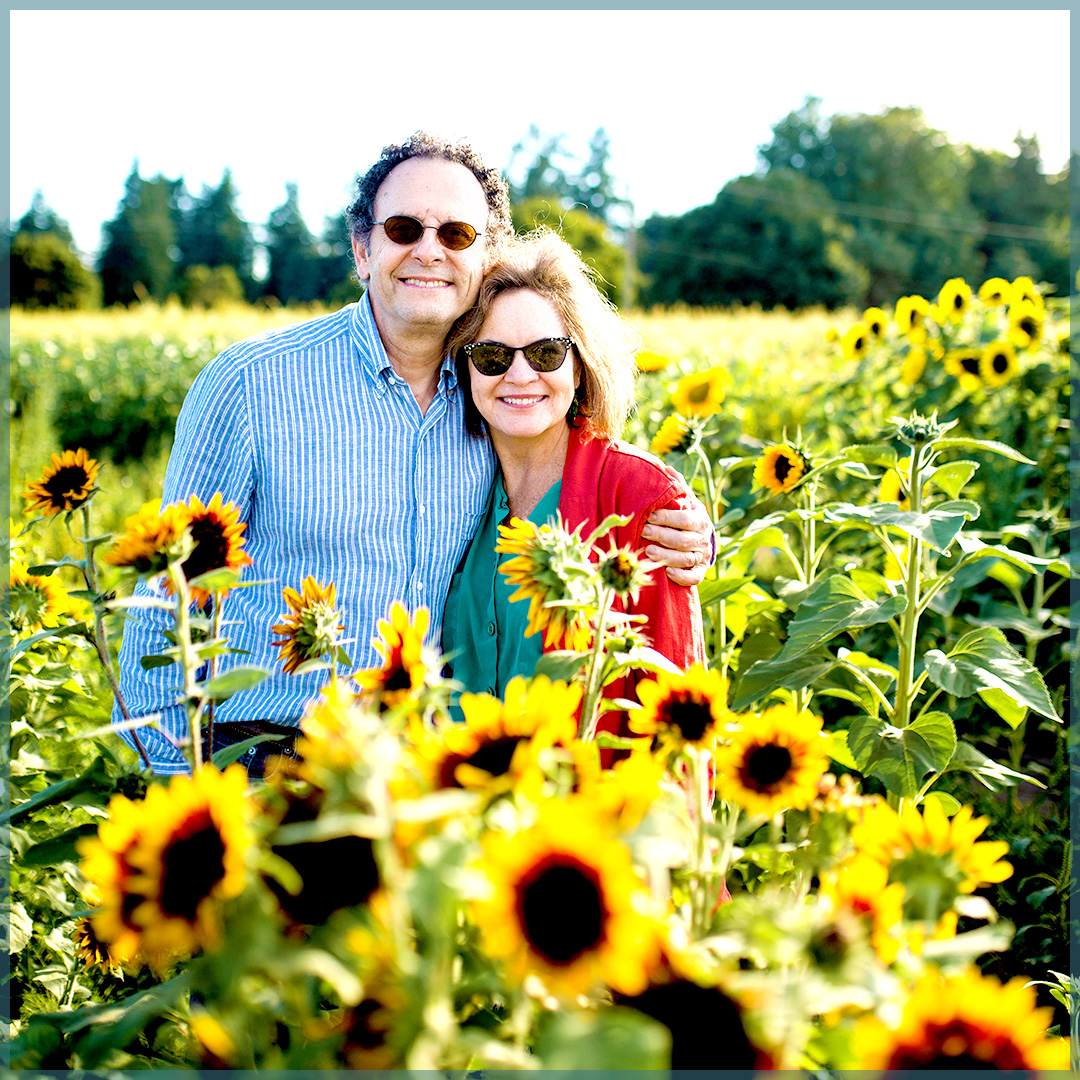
[374, 215, 482, 251]
[463, 337, 575, 377]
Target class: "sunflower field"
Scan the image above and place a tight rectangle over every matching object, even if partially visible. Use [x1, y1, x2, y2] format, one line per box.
[5, 276, 1074, 1071]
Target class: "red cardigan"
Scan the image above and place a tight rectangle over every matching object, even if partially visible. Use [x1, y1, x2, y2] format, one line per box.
[554, 424, 707, 750]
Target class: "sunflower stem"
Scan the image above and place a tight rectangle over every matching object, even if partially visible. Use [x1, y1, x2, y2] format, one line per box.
[891, 446, 926, 735]
[169, 563, 204, 772]
[204, 598, 223, 765]
[579, 587, 615, 742]
[694, 445, 719, 525]
[80, 504, 150, 769]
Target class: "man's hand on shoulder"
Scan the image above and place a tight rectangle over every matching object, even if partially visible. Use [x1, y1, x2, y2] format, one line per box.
[642, 496, 714, 586]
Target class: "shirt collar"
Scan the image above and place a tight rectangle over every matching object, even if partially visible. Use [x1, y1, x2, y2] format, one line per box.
[349, 291, 459, 396]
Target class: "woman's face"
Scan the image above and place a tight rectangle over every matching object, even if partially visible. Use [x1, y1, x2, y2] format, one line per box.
[469, 289, 579, 445]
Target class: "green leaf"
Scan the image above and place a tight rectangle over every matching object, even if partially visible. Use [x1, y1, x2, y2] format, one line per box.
[823, 501, 980, 555]
[774, 575, 905, 663]
[186, 566, 243, 593]
[824, 730, 858, 770]
[139, 653, 176, 671]
[943, 739, 1044, 791]
[932, 436, 1036, 464]
[952, 532, 1053, 574]
[199, 664, 270, 701]
[922, 627, 1059, 722]
[927, 460, 979, 499]
[533, 651, 587, 683]
[848, 712, 956, 798]
[0, 756, 113, 825]
[977, 687, 1027, 727]
[21, 823, 101, 867]
[535, 1005, 671, 1070]
[729, 649, 835, 710]
[27, 554, 87, 575]
[922, 790, 962, 815]
[834, 443, 900, 469]
[697, 574, 755, 608]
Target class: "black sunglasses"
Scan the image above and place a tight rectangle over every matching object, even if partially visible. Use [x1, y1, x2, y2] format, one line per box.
[463, 337, 575, 377]
[373, 215, 482, 251]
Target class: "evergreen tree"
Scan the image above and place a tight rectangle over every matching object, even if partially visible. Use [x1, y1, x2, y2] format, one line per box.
[263, 182, 320, 305]
[17, 190, 74, 246]
[11, 230, 101, 309]
[98, 163, 183, 305]
[178, 169, 255, 298]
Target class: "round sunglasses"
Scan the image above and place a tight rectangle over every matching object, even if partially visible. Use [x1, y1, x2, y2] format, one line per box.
[373, 215, 482, 251]
[463, 337, 575, 377]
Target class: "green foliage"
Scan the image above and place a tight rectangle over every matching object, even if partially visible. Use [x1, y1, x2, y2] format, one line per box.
[177, 169, 256, 299]
[178, 264, 244, 309]
[10, 231, 102, 310]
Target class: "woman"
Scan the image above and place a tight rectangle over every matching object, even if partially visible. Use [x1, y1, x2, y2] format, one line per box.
[441, 229, 706, 746]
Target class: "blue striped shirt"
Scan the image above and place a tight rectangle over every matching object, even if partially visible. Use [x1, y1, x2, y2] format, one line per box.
[113, 295, 495, 773]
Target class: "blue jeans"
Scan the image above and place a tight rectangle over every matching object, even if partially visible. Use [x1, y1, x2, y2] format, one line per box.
[203, 720, 300, 779]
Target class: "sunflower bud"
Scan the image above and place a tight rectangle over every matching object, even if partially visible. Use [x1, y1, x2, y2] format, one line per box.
[598, 548, 651, 600]
[891, 410, 954, 449]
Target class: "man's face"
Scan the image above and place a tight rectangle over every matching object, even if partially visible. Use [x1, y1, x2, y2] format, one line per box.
[352, 157, 491, 345]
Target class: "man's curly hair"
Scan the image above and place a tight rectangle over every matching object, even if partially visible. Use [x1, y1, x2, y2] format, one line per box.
[346, 132, 512, 251]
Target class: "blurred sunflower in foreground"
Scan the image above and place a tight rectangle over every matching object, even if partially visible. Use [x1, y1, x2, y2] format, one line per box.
[853, 966, 1069, 1070]
[77, 764, 252, 972]
[354, 602, 436, 711]
[23, 447, 100, 517]
[475, 797, 661, 998]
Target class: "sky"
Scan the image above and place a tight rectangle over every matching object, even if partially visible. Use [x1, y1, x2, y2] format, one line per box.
[9, 9, 1072, 259]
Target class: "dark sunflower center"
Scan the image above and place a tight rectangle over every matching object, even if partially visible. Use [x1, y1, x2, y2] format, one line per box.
[744, 744, 792, 790]
[383, 662, 412, 693]
[614, 979, 758, 1070]
[43, 465, 90, 505]
[773, 455, 793, 482]
[465, 734, 524, 777]
[959, 354, 980, 375]
[992, 352, 1009, 374]
[853, 334, 865, 352]
[952, 294, 964, 310]
[182, 517, 232, 581]
[518, 858, 605, 964]
[159, 813, 226, 921]
[687, 382, 711, 404]
[271, 833, 380, 925]
[1019, 316, 1036, 337]
[662, 694, 712, 742]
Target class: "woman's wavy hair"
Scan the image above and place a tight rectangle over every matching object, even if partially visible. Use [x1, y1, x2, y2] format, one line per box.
[448, 229, 639, 440]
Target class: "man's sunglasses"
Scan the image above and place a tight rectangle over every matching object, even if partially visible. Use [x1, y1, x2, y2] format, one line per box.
[374, 215, 482, 251]
[463, 337, 575, 377]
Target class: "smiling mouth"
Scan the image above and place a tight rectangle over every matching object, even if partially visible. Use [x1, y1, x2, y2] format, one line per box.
[499, 395, 546, 406]
[400, 278, 451, 289]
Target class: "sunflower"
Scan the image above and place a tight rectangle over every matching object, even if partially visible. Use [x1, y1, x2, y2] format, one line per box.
[753, 444, 808, 496]
[849, 799, 1012, 923]
[819, 855, 906, 964]
[894, 295, 930, 343]
[978, 277, 1012, 307]
[353, 602, 434, 710]
[1008, 299, 1045, 349]
[628, 665, 731, 752]
[862, 307, 886, 339]
[189, 1008, 237, 1068]
[72, 915, 123, 977]
[77, 764, 252, 972]
[419, 675, 580, 793]
[899, 345, 926, 385]
[597, 546, 655, 602]
[943, 348, 982, 391]
[614, 951, 775, 1070]
[713, 704, 828, 816]
[635, 350, 669, 373]
[104, 500, 191, 577]
[936, 277, 971, 323]
[22, 448, 101, 517]
[1010, 275, 1043, 310]
[7, 561, 85, 635]
[495, 517, 593, 650]
[979, 339, 1019, 387]
[177, 493, 253, 606]
[671, 367, 729, 418]
[840, 322, 870, 361]
[474, 797, 662, 997]
[650, 414, 694, 456]
[271, 576, 345, 675]
[853, 966, 1070, 1071]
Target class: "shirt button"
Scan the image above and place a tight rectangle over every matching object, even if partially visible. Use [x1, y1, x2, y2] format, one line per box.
[485, 686, 495, 696]
[417, 581, 424, 591]
[487, 623, 496, 636]
[419, 505, 426, 515]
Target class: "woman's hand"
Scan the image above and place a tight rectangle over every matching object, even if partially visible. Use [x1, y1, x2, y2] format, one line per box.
[643, 497, 715, 586]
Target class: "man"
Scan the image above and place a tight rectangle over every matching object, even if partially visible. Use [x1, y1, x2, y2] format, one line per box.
[113, 133, 712, 775]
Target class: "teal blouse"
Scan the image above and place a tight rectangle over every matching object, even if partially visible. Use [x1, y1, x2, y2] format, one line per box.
[442, 472, 562, 717]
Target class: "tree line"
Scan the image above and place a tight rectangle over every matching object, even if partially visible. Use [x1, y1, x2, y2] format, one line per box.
[8, 106, 1072, 313]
